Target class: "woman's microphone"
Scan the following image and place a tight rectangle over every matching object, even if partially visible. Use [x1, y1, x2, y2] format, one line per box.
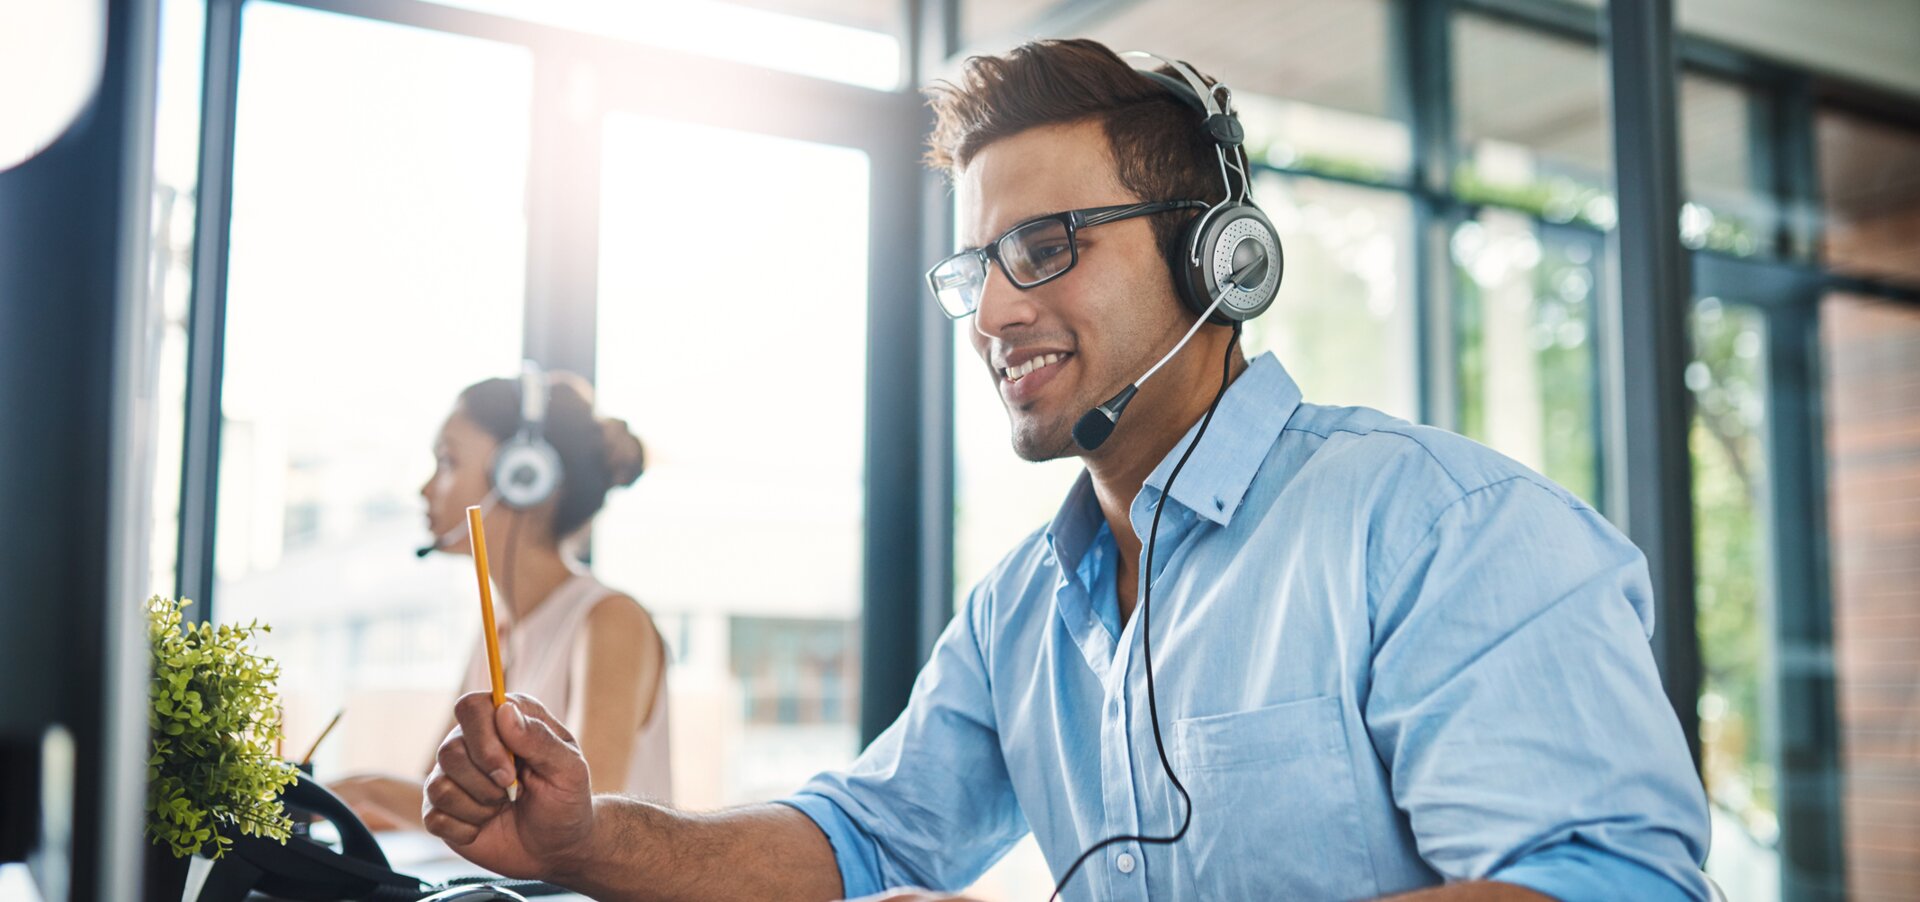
[415, 491, 499, 557]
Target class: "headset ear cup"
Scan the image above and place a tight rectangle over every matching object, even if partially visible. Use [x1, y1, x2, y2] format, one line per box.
[1195, 204, 1283, 324]
[492, 436, 563, 509]
[1168, 213, 1216, 320]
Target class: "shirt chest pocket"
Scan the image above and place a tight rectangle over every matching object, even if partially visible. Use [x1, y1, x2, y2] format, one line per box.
[1173, 695, 1378, 900]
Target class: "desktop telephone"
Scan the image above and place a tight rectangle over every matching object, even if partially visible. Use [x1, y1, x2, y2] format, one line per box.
[193, 775, 562, 902]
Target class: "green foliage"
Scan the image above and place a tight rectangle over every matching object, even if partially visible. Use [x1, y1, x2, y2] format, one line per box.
[145, 596, 299, 859]
[1451, 218, 1602, 506]
[1454, 162, 1615, 230]
[1686, 301, 1777, 831]
[1246, 144, 1397, 186]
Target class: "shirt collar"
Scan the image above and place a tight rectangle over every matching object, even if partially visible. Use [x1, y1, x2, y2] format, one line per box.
[1140, 350, 1300, 527]
[1045, 471, 1102, 571]
[1044, 350, 1302, 565]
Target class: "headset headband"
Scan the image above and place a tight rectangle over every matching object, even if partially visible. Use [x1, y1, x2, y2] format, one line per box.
[518, 359, 545, 438]
[1120, 49, 1256, 264]
[1120, 51, 1247, 159]
[1122, 51, 1226, 117]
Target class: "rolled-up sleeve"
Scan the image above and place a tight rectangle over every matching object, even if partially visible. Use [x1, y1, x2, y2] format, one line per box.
[1364, 476, 1711, 901]
[777, 586, 1026, 896]
[1491, 837, 1696, 902]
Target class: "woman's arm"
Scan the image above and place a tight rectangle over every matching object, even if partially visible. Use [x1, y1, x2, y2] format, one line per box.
[329, 773, 426, 830]
[570, 593, 665, 795]
[328, 707, 459, 830]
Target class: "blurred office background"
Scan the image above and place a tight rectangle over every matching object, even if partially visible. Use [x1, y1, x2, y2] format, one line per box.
[3, 0, 1918, 899]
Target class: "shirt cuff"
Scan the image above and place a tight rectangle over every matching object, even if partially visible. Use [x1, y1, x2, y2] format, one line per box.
[776, 792, 886, 899]
[1489, 839, 1703, 902]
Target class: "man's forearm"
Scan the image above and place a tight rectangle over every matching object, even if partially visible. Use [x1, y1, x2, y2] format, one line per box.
[551, 797, 844, 902]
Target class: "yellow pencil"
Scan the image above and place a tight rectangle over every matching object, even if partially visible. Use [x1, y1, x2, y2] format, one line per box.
[467, 504, 517, 802]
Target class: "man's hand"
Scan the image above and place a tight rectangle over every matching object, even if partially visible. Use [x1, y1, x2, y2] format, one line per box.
[422, 692, 597, 879]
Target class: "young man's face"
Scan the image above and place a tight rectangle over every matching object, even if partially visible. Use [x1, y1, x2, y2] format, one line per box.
[957, 119, 1191, 462]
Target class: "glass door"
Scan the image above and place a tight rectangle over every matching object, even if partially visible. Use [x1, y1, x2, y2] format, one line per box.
[1690, 252, 1844, 902]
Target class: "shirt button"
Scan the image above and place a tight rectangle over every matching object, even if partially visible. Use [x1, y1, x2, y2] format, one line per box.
[1116, 852, 1136, 874]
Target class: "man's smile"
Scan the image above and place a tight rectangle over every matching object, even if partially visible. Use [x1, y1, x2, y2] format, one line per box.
[995, 349, 1074, 405]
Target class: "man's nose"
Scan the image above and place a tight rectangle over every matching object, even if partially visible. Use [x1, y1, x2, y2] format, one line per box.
[972, 264, 1037, 340]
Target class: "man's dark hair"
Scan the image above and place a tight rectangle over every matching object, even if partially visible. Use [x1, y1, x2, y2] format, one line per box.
[924, 38, 1247, 262]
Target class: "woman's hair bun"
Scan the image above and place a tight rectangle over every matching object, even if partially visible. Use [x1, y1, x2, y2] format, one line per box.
[601, 417, 646, 487]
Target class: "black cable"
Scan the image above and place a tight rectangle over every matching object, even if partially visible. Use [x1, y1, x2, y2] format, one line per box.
[1049, 323, 1241, 901]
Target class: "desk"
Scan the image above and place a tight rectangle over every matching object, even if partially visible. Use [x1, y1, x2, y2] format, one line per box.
[161, 830, 593, 902]
[374, 832, 583, 902]
[371, 830, 592, 901]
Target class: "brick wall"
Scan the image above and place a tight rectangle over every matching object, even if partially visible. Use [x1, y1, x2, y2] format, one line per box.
[1822, 294, 1920, 902]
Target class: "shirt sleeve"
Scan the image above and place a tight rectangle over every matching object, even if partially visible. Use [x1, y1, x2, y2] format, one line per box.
[1490, 837, 1696, 902]
[776, 585, 1027, 896]
[1363, 476, 1711, 901]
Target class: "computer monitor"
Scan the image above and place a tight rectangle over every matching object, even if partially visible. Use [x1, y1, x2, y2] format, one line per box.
[0, 1, 162, 898]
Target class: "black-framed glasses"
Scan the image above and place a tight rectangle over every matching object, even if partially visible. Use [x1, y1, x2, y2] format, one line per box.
[926, 200, 1208, 319]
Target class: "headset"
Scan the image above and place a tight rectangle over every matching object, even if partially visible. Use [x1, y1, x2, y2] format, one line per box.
[1126, 51, 1283, 326]
[415, 361, 564, 557]
[1054, 52, 1278, 900]
[491, 360, 564, 510]
[1071, 52, 1283, 452]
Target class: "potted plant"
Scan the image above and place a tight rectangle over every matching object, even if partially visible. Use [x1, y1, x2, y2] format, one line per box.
[144, 596, 299, 901]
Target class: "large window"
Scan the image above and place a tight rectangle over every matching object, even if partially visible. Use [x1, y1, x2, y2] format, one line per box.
[1081, 0, 1410, 181]
[1246, 175, 1416, 419]
[1452, 212, 1604, 504]
[1454, 11, 1614, 227]
[1679, 73, 1776, 258]
[423, 0, 901, 89]
[1448, 13, 1611, 506]
[591, 114, 871, 809]
[213, 2, 533, 774]
[148, 0, 207, 598]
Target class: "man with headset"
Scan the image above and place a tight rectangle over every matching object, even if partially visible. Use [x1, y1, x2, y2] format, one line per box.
[422, 40, 1710, 901]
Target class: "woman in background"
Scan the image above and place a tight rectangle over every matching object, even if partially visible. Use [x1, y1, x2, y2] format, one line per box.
[331, 369, 670, 828]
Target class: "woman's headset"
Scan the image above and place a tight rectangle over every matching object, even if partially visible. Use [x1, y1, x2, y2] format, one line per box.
[1123, 50, 1284, 325]
[414, 362, 566, 558]
[491, 360, 563, 510]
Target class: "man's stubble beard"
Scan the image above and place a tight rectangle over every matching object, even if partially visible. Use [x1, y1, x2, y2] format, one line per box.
[1008, 406, 1079, 462]
[1004, 324, 1155, 464]
[997, 281, 1179, 463]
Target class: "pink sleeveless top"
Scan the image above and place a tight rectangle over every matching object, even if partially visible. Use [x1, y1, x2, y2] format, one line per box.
[461, 571, 672, 801]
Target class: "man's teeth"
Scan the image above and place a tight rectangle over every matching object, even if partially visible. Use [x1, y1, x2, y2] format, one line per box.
[1006, 353, 1066, 382]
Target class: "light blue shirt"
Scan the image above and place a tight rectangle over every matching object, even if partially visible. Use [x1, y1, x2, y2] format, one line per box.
[782, 352, 1709, 901]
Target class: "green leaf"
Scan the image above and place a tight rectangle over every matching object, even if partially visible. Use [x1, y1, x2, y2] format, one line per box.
[143, 595, 297, 857]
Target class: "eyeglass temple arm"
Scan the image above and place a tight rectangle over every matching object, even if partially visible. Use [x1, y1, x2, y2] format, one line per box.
[1074, 200, 1209, 228]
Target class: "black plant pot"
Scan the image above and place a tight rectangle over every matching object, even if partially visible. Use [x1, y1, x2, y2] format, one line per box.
[144, 841, 192, 902]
